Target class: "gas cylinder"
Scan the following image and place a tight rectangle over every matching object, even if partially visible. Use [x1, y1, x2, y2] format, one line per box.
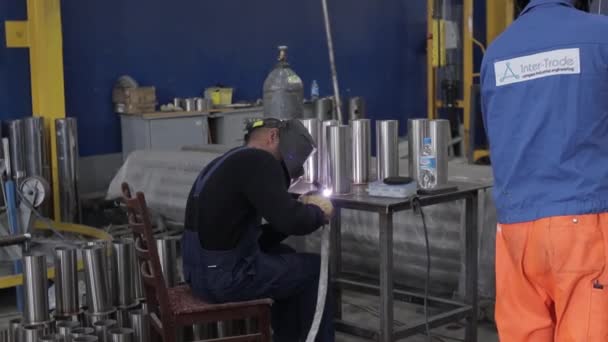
[263, 46, 304, 119]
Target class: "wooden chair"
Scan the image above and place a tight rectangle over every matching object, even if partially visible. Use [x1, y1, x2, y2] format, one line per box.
[121, 183, 273, 342]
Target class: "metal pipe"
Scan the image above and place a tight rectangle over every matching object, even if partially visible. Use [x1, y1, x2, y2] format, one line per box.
[92, 320, 116, 342]
[9, 317, 22, 342]
[85, 313, 115, 329]
[111, 240, 136, 308]
[314, 98, 334, 121]
[8, 120, 26, 181]
[108, 329, 133, 342]
[71, 337, 97, 342]
[54, 247, 79, 316]
[23, 117, 49, 182]
[23, 254, 50, 325]
[376, 120, 399, 181]
[156, 235, 179, 287]
[351, 119, 371, 184]
[55, 118, 80, 223]
[348, 97, 366, 121]
[82, 244, 113, 314]
[128, 310, 149, 342]
[408, 119, 429, 183]
[115, 310, 130, 329]
[38, 335, 61, 342]
[320, 120, 338, 190]
[429, 119, 450, 187]
[327, 125, 352, 194]
[69, 328, 94, 340]
[56, 320, 80, 342]
[321, 0, 343, 124]
[21, 325, 44, 342]
[300, 119, 321, 184]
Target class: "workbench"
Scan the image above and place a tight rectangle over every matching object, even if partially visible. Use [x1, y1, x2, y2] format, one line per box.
[291, 181, 491, 342]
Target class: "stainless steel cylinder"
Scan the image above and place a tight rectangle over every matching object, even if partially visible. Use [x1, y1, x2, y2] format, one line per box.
[300, 119, 321, 184]
[133, 261, 144, 303]
[327, 125, 352, 194]
[173, 98, 182, 108]
[21, 325, 44, 342]
[429, 119, 450, 187]
[315, 97, 334, 121]
[108, 328, 133, 342]
[183, 98, 195, 112]
[128, 311, 149, 342]
[376, 120, 399, 181]
[70, 328, 94, 340]
[55, 118, 80, 223]
[71, 337, 98, 342]
[23, 254, 50, 325]
[23, 117, 49, 181]
[8, 119, 26, 181]
[194, 98, 205, 112]
[92, 320, 116, 342]
[85, 312, 115, 328]
[38, 334, 61, 342]
[408, 119, 429, 183]
[156, 235, 179, 287]
[319, 120, 338, 190]
[56, 320, 80, 342]
[54, 247, 79, 316]
[82, 245, 113, 314]
[111, 240, 136, 308]
[348, 97, 366, 121]
[9, 317, 22, 342]
[351, 119, 371, 184]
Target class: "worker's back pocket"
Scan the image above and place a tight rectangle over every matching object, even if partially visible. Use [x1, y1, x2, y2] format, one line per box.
[549, 218, 605, 274]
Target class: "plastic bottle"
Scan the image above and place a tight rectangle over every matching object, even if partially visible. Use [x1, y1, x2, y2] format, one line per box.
[311, 80, 320, 100]
[419, 137, 437, 189]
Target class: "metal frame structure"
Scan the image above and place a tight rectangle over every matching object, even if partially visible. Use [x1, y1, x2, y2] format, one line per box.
[5, 0, 67, 219]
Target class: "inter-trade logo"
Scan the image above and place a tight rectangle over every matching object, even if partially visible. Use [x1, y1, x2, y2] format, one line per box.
[494, 48, 580, 87]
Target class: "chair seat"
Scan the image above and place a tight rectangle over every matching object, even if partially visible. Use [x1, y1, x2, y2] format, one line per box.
[168, 285, 273, 315]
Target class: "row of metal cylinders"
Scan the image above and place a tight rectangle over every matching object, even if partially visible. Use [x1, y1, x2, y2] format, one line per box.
[301, 118, 450, 194]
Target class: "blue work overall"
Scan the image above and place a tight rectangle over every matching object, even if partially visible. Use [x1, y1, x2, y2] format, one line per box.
[182, 147, 335, 342]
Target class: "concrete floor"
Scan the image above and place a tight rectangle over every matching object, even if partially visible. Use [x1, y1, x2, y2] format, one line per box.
[0, 288, 498, 341]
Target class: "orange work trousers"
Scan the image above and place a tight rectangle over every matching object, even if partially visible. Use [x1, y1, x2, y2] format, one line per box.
[496, 213, 608, 342]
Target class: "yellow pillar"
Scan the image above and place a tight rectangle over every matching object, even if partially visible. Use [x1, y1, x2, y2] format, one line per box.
[463, 0, 474, 155]
[487, 0, 515, 44]
[5, 0, 66, 220]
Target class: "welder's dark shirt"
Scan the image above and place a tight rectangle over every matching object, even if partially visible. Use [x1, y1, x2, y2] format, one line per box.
[184, 148, 325, 250]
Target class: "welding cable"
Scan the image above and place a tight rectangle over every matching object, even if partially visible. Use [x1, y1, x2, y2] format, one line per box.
[304, 224, 331, 342]
[412, 196, 432, 342]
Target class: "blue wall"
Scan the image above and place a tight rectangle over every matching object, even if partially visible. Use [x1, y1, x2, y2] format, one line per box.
[2, 0, 429, 156]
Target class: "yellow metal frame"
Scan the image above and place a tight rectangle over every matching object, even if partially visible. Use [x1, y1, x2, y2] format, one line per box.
[5, 0, 67, 219]
[0, 221, 112, 289]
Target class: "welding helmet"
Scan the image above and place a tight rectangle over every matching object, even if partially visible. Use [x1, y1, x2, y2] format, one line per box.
[245, 118, 315, 180]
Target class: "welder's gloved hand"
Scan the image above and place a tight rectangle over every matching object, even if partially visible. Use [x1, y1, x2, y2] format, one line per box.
[300, 195, 334, 222]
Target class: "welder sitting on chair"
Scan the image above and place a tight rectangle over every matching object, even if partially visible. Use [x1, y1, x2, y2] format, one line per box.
[182, 118, 335, 342]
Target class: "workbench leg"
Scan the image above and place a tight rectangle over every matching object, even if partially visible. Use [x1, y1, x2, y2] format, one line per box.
[464, 194, 479, 342]
[330, 207, 342, 319]
[379, 212, 394, 342]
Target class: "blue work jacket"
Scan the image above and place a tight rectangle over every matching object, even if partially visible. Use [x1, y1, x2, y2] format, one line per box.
[481, 0, 608, 223]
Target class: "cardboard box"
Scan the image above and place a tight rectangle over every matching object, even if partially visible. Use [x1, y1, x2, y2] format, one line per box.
[113, 87, 156, 105]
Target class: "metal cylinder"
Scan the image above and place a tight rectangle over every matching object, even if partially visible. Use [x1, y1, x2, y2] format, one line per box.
[111, 240, 136, 308]
[128, 311, 149, 342]
[327, 125, 352, 194]
[314, 97, 334, 121]
[54, 247, 79, 316]
[300, 119, 321, 183]
[348, 97, 366, 121]
[108, 329, 133, 342]
[408, 119, 429, 183]
[8, 119, 26, 181]
[92, 320, 116, 342]
[351, 119, 371, 184]
[56, 320, 80, 342]
[9, 317, 22, 342]
[132, 261, 144, 303]
[21, 325, 44, 342]
[156, 235, 179, 287]
[85, 312, 115, 329]
[71, 337, 97, 342]
[82, 245, 113, 314]
[69, 328, 94, 340]
[376, 120, 399, 181]
[429, 119, 450, 187]
[319, 120, 338, 190]
[23, 117, 49, 182]
[38, 335, 61, 342]
[183, 98, 195, 112]
[55, 118, 80, 223]
[23, 254, 50, 325]
[172, 98, 182, 109]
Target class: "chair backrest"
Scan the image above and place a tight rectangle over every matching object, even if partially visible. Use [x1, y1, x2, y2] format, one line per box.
[121, 183, 171, 320]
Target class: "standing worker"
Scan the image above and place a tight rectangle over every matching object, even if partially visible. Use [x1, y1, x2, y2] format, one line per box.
[481, 0, 608, 340]
[182, 118, 335, 341]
